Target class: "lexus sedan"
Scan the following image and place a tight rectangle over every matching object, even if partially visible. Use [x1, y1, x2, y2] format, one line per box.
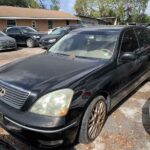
[0, 26, 150, 149]
[4, 26, 45, 48]
[0, 31, 16, 51]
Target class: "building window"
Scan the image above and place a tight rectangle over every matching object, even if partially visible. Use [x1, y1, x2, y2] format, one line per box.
[66, 20, 70, 25]
[48, 20, 53, 29]
[7, 20, 16, 27]
[32, 21, 36, 29]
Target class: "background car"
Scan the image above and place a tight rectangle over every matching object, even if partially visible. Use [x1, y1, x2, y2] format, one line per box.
[0, 31, 17, 51]
[48, 27, 60, 35]
[4, 26, 46, 48]
[39, 24, 83, 49]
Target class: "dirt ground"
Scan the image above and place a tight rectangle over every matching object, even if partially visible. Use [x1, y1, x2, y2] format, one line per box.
[0, 48, 150, 150]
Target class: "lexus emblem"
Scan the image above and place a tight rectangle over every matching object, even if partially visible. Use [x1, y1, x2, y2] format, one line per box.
[0, 88, 6, 97]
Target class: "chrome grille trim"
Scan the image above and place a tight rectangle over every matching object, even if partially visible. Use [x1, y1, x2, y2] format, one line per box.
[0, 81, 30, 109]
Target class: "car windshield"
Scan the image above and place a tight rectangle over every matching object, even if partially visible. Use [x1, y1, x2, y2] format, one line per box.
[22, 27, 37, 33]
[0, 31, 6, 37]
[51, 27, 68, 35]
[49, 30, 119, 60]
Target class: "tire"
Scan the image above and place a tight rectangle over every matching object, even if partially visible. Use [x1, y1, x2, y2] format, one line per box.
[79, 96, 107, 144]
[26, 38, 35, 48]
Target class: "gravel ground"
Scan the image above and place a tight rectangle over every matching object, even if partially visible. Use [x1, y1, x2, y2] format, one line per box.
[0, 48, 150, 150]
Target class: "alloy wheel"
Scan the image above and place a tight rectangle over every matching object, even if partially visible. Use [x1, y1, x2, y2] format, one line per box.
[87, 100, 106, 140]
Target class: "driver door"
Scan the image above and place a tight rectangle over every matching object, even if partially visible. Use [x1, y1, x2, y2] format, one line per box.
[110, 28, 145, 107]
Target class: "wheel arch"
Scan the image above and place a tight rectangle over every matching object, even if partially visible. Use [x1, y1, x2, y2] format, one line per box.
[86, 90, 111, 113]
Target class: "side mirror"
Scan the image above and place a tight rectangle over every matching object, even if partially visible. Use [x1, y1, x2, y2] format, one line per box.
[120, 52, 136, 61]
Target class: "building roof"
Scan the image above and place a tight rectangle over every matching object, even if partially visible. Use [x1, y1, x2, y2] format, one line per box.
[0, 6, 79, 20]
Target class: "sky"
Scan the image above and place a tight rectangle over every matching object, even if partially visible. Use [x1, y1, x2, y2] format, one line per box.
[146, 1, 150, 15]
[43, 0, 150, 15]
[41, 0, 76, 14]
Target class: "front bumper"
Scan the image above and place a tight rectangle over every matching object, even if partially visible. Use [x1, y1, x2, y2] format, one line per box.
[0, 44, 17, 51]
[39, 41, 51, 49]
[0, 116, 78, 148]
[34, 38, 41, 47]
[0, 102, 80, 148]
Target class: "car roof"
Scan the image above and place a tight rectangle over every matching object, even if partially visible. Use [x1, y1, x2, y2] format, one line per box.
[6, 26, 31, 29]
[71, 25, 146, 32]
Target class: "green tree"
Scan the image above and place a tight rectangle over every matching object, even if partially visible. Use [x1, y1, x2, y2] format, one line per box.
[50, 0, 60, 10]
[74, 0, 88, 16]
[74, 0, 149, 23]
[0, 0, 39, 8]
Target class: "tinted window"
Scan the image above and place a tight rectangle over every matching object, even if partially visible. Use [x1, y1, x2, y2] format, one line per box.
[7, 28, 21, 34]
[51, 28, 67, 35]
[135, 28, 150, 49]
[21, 27, 37, 33]
[121, 29, 139, 52]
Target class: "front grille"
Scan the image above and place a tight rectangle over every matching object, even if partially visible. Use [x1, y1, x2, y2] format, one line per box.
[0, 81, 30, 109]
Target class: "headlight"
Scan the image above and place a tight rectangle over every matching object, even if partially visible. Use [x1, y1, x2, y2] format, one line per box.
[48, 39, 57, 43]
[30, 89, 74, 117]
[33, 35, 40, 39]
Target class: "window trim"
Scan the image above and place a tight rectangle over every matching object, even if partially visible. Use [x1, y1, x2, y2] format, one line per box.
[7, 19, 16, 27]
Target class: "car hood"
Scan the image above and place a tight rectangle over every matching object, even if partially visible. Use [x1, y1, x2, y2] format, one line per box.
[0, 36, 15, 42]
[0, 53, 108, 91]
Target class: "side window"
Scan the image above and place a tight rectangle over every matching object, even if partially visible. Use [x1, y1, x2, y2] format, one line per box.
[135, 28, 150, 49]
[7, 28, 20, 34]
[121, 29, 139, 52]
[7, 20, 16, 27]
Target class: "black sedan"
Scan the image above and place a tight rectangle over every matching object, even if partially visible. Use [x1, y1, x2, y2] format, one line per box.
[4, 26, 45, 48]
[39, 24, 83, 49]
[0, 31, 17, 51]
[0, 26, 150, 149]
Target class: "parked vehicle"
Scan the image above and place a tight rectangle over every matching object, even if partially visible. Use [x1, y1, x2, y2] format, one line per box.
[4, 26, 46, 48]
[0, 26, 150, 149]
[48, 27, 60, 34]
[39, 24, 83, 49]
[0, 31, 17, 51]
